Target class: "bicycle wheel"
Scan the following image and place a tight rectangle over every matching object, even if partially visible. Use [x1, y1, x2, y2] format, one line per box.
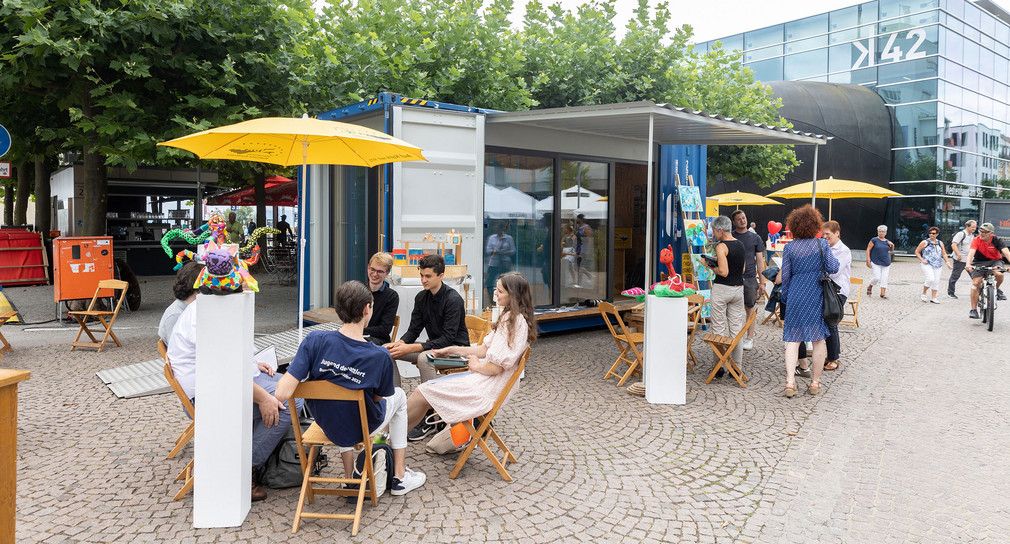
[981, 285, 988, 323]
[987, 282, 995, 331]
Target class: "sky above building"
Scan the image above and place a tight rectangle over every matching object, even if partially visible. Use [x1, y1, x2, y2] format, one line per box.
[500, 0, 1010, 42]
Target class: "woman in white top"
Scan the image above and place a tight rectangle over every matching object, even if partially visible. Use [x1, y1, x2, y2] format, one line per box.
[405, 272, 537, 428]
[914, 226, 952, 304]
[821, 221, 851, 371]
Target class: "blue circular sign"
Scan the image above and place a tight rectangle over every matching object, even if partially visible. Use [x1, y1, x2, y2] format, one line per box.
[0, 124, 10, 158]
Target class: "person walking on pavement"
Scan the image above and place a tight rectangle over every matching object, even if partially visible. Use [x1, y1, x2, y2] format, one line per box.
[947, 220, 977, 298]
[780, 205, 839, 397]
[821, 220, 851, 371]
[730, 210, 765, 351]
[915, 226, 952, 304]
[865, 225, 894, 299]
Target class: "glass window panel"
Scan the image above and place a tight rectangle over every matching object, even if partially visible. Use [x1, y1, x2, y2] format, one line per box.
[945, 0, 963, 19]
[744, 44, 782, 62]
[786, 14, 828, 40]
[861, 1, 880, 23]
[831, 5, 859, 30]
[720, 34, 744, 51]
[979, 74, 994, 98]
[943, 29, 963, 63]
[995, 21, 1010, 44]
[852, 66, 879, 84]
[483, 153, 554, 307]
[878, 78, 938, 103]
[877, 24, 938, 64]
[745, 25, 784, 50]
[878, 57, 939, 83]
[963, 39, 980, 66]
[941, 56, 963, 85]
[893, 102, 938, 147]
[962, 90, 978, 112]
[962, 68, 979, 90]
[893, 147, 939, 181]
[964, 3, 981, 29]
[829, 43, 858, 73]
[785, 35, 827, 53]
[943, 81, 964, 107]
[829, 24, 876, 44]
[980, 9, 995, 37]
[980, 47, 995, 75]
[784, 49, 828, 79]
[746, 57, 784, 81]
[558, 160, 608, 304]
[879, 10, 938, 33]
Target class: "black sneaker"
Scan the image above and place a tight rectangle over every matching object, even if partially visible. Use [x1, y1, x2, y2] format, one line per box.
[794, 366, 812, 378]
[407, 411, 444, 442]
[969, 309, 980, 319]
[714, 368, 726, 379]
[948, 293, 958, 299]
[999, 290, 1007, 301]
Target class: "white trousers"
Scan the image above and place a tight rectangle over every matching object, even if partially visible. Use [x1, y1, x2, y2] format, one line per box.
[338, 387, 408, 452]
[921, 263, 942, 291]
[869, 263, 890, 288]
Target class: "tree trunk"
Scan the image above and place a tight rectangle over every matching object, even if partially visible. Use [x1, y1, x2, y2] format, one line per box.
[254, 167, 266, 233]
[14, 159, 30, 225]
[2, 177, 13, 226]
[81, 146, 108, 236]
[34, 154, 52, 236]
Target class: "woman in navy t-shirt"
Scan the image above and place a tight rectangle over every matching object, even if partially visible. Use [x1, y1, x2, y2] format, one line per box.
[865, 225, 895, 299]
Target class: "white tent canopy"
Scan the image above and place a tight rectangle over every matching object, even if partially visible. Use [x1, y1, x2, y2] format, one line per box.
[484, 184, 537, 219]
[536, 187, 608, 220]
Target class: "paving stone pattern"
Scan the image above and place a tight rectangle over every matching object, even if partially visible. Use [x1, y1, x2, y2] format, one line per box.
[9, 260, 1009, 542]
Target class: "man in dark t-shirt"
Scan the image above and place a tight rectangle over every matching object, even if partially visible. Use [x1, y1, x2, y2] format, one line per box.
[274, 281, 426, 496]
[965, 222, 1010, 319]
[731, 210, 766, 351]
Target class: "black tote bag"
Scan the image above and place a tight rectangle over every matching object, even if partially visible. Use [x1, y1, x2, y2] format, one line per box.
[818, 240, 844, 326]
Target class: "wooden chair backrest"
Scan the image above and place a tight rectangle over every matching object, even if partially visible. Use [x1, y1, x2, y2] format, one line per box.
[391, 316, 400, 342]
[686, 293, 705, 330]
[465, 315, 491, 345]
[725, 309, 758, 351]
[290, 381, 371, 450]
[483, 347, 529, 422]
[86, 279, 130, 313]
[598, 301, 633, 341]
[160, 339, 195, 420]
[848, 277, 863, 305]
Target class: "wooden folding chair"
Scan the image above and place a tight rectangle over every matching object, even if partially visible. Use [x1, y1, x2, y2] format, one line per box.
[159, 340, 196, 499]
[840, 278, 863, 328]
[69, 279, 129, 352]
[599, 302, 643, 386]
[685, 294, 705, 374]
[465, 314, 491, 345]
[0, 310, 18, 358]
[761, 277, 784, 328]
[702, 310, 758, 388]
[290, 381, 378, 536]
[450, 347, 529, 482]
[391, 315, 400, 341]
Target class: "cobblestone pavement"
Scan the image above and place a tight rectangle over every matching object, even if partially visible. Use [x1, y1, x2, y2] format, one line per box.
[9, 259, 1010, 543]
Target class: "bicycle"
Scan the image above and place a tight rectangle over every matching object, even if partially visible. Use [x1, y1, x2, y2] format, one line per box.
[975, 264, 1007, 331]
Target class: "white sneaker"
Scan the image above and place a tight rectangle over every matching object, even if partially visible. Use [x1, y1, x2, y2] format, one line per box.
[741, 337, 754, 350]
[930, 298, 940, 304]
[390, 468, 426, 496]
[920, 294, 928, 302]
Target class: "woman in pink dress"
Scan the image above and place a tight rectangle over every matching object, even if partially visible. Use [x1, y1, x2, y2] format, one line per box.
[405, 272, 537, 427]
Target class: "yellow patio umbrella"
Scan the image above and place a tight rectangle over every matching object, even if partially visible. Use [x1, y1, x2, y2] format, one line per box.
[765, 177, 900, 220]
[711, 191, 783, 210]
[158, 115, 427, 339]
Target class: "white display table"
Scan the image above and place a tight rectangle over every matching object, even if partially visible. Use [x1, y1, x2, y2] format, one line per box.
[193, 291, 254, 528]
[643, 295, 688, 404]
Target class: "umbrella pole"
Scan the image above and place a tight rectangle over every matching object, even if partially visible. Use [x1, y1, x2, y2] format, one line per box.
[811, 145, 820, 208]
[298, 140, 308, 342]
[829, 198, 833, 221]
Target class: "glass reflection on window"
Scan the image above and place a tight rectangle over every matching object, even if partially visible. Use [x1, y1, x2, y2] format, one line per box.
[559, 160, 608, 305]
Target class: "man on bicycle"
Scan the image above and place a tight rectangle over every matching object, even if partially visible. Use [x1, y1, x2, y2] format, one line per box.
[965, 222, 1010, 319]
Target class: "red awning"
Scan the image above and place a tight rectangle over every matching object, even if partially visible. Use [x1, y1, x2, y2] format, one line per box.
[208, 176, 297, 207]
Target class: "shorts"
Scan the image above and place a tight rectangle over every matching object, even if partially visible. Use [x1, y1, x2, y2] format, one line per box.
[970, 259, 1003, 279]
[743, 276, 759, 308]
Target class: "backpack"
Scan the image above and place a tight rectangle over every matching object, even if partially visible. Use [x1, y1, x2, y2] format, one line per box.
[257, 418, 328, 489]
[354, 443, 394, 496]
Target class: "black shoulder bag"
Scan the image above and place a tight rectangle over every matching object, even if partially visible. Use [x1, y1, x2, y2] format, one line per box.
[818, 240, 844, 326]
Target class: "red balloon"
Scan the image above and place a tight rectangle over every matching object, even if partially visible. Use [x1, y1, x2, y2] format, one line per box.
[767, 221, 781, 235]
[815, 231, 823, 238]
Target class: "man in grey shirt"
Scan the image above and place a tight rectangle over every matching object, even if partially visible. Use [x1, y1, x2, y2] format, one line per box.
[947, 220, 977, 299]
[158, 262, 205, 345]
[730, 210, 766, 350]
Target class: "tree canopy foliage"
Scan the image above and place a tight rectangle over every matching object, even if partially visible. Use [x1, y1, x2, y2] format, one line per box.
[0, 0, 798, 234]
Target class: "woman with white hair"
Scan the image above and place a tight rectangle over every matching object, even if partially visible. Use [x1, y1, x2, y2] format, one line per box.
[865, 225, 895, 298]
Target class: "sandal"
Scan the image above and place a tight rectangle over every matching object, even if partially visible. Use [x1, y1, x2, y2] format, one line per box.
[808, 381, 821, 395]
[824, 360, 839, 371]
[879, 294, 888, 299]
[866, 287, 872, 295]
[784, 381, 797, 398]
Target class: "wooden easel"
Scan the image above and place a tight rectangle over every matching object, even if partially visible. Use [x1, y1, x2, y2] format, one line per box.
[677, 174, 711, 321]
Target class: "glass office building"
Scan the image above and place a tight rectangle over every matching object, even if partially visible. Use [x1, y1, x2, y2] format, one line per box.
[699, 0, 1010, 251]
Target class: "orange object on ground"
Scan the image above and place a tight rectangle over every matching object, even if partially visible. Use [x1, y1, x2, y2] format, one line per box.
[53, 237, 114, 303]
[450, 421, 472, 447]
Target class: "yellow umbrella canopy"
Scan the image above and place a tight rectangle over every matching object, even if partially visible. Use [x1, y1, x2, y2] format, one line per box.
[157, 116, 426, 167]
[766, 177, 900, 219]
[711, 191, 783, 208]
[158, 115, 427, 341]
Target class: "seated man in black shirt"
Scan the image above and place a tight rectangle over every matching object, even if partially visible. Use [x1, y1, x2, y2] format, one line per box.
[384, 254, 469, 440]
[356, 252, 399, 345]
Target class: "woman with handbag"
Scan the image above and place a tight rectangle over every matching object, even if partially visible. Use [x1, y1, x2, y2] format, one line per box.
[405, 272, 536, 436]
[780, 205, 839, 397]
[914, 226, 953, 304]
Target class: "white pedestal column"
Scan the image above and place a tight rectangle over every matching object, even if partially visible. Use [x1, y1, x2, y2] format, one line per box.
[644, 295, 687, 405]
[193, 291, 254, 528]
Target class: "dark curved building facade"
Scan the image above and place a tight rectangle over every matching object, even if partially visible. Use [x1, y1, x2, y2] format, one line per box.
[709, 81, 893, 250]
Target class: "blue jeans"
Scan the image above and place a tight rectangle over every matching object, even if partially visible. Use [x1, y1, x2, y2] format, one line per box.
[252, 372, 303, 468]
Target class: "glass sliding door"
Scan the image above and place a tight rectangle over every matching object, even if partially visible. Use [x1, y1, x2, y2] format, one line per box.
[483, 152, 554, 307]
[559, 159, 609, 304]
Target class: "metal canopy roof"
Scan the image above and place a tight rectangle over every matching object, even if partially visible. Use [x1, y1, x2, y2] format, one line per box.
[486, 101, 827, 146]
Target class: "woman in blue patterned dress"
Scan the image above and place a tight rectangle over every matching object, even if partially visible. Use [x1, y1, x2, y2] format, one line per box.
[780, 205, 839, 397]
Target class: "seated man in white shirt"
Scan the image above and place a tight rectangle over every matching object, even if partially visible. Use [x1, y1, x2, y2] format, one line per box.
[166, 297, 300, 501]
[158, 262, 204, 346]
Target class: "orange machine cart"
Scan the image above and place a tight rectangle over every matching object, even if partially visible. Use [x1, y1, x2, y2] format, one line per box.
[53, 237, 114, 319]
